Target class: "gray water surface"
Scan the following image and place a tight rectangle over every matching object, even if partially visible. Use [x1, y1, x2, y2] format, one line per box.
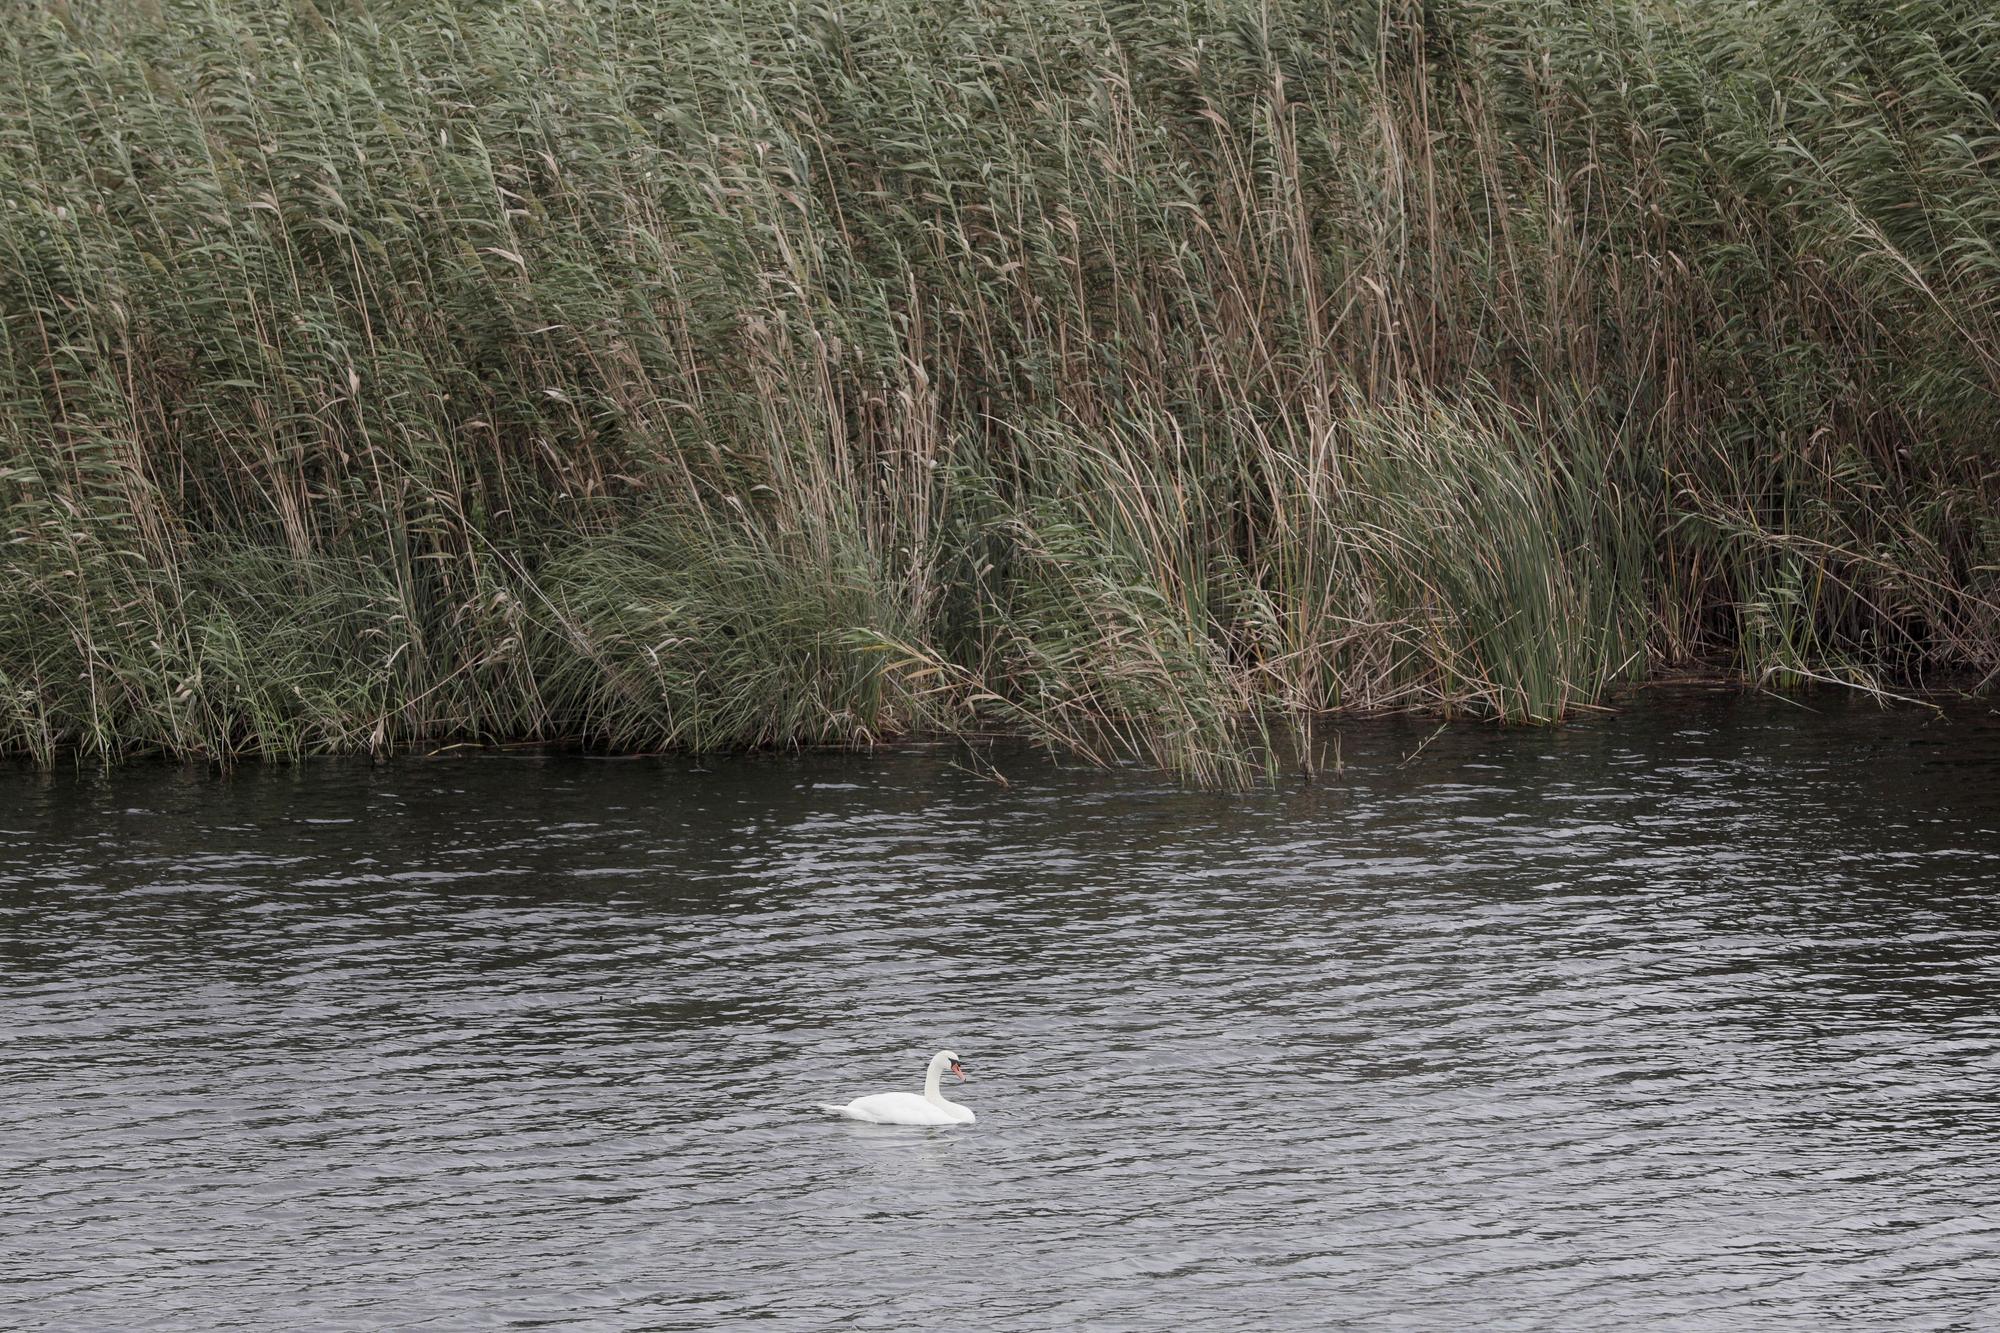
[4, 693, 1999, 1328]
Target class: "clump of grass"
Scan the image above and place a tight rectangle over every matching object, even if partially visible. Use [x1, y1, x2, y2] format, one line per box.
[2, 0, 1998, 781]
[980, 493, 1253, 784]
[1319, 392, 1645, 722]
[531, 512, 925, 751]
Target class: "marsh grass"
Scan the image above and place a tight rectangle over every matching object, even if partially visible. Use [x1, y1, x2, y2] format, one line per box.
[2, 0, 1997, 778]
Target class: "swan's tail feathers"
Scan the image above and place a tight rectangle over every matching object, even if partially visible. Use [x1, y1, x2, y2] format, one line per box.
[815, 1102, 853, 1118]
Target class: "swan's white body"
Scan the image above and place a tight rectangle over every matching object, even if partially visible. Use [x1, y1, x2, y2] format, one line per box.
[818, 1050, 975, 1126]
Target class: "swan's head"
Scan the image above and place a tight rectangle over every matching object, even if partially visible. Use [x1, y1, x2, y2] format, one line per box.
[937, 1049, 968, 1081]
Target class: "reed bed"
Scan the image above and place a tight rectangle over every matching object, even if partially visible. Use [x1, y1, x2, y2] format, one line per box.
[2, 0, 1996, 777]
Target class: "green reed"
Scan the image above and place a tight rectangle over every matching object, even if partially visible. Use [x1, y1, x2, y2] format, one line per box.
[1, 0, 1995, 777]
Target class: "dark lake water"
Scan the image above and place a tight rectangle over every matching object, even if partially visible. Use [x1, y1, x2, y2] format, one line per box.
[4, 692, 1998, 1328]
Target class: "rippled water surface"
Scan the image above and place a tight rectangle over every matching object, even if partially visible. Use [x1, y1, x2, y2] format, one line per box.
[5, 693, 2000, 1328]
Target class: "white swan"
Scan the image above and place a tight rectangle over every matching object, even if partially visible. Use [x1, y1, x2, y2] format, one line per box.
[817, 1050, 975, 1126]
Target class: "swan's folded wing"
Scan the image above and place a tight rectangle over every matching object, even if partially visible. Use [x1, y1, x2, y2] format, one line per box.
[840, 1092, 954, 1125]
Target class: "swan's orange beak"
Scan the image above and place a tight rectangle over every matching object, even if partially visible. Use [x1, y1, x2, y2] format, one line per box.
[949, 1060, 966, 1081]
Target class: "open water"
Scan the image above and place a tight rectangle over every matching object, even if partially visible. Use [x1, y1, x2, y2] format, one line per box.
[4, 692, 1997, 1328]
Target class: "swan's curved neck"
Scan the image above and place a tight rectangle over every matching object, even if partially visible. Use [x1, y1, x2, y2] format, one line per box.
[923, 1054, 956, 1106]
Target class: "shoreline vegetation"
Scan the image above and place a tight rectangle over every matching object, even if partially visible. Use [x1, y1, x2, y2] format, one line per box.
[3, 0, 1997, 781]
